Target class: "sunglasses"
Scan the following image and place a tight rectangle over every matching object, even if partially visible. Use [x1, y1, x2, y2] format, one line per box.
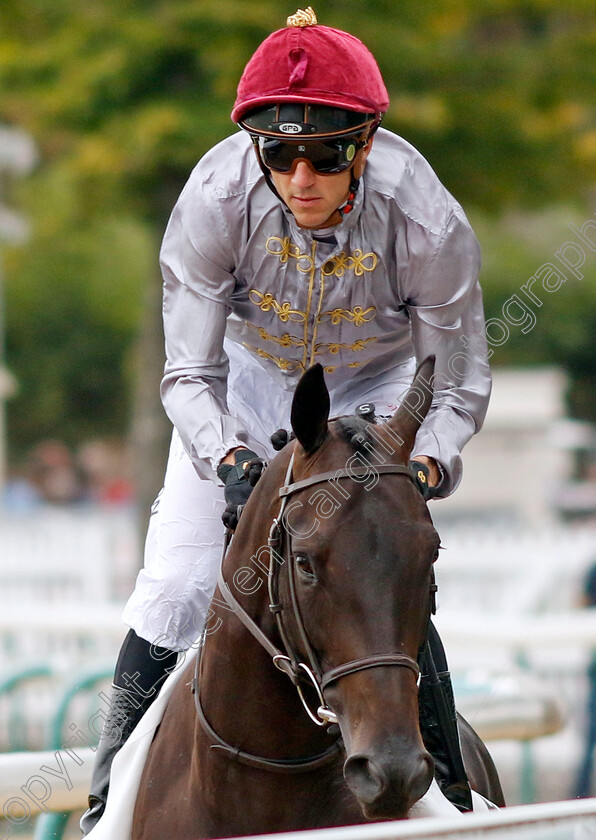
[255, 135, 364, 175]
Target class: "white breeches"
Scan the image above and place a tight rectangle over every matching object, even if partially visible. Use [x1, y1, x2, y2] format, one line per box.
[408, 779, 496, 817]
[123, 343, 416, 651]
[122, 434, 228, 652]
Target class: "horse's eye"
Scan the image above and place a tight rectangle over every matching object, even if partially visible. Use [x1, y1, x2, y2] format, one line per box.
[294, 554, 317, 582]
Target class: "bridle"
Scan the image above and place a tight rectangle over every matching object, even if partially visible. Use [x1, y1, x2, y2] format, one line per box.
[193, 449, 426, 773]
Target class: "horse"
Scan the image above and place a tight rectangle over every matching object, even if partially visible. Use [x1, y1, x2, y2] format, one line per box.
[132, 358, 504, 839]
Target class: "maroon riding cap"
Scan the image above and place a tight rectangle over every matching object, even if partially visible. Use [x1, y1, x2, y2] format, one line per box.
[231, 8, 389, 125]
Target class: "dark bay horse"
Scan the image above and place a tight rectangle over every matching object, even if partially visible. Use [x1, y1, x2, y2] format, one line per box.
[132, 359, 504, 839]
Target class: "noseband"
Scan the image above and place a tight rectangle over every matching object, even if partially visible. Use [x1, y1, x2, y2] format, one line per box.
[194, 451, 423, 766]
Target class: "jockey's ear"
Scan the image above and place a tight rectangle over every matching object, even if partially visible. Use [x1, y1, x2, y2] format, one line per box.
[353, 133, 374, 180]
[387, 355, 435, 461]
[291, 364, 330, 455]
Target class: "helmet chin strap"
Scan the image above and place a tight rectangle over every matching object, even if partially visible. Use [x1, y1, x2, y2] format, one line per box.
[340, 137, 372, 216]
[337, 175, 359, 217]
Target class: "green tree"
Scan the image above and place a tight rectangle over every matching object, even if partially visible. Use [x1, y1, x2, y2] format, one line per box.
[471, 205, 596, 420]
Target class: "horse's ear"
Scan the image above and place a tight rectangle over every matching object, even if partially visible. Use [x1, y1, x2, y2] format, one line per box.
[291, 364, 330, 455]
[386, 356, 435, 458]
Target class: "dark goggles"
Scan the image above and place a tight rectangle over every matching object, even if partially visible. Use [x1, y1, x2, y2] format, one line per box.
[255, 134, 364, 175]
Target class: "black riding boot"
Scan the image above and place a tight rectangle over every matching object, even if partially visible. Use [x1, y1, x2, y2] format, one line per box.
[80, 630, 178, 835]
[418, 624, 473, 813]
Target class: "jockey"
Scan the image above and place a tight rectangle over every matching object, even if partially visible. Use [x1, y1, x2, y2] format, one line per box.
[81, 7, 491, 833]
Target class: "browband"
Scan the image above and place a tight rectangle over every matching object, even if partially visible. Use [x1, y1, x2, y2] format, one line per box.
[279, 464, 416, 498]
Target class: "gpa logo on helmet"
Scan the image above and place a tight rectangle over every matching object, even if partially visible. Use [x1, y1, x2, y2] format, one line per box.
[278, 123, 303, 134]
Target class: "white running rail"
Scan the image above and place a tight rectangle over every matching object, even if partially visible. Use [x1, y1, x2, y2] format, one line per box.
[230, 799, 596, 840]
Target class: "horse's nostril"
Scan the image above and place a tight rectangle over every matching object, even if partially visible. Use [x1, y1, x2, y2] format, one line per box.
[344, 754, 388, 805]
[344, 750, 435, 814]
[410, 752, 435, 804]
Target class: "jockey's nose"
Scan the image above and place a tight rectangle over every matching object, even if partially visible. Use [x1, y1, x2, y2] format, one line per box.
[291, 160, 317, 187]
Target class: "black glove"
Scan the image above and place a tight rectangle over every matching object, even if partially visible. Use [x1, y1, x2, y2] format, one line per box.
[217, 449, 264, 530]
[270, 428, 299, 451]
[221, 502, 244, 532]
[409, 460, 432, 501]
[271, 429, 290, 451]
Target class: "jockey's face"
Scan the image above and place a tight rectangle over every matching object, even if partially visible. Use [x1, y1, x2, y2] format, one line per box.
[270, 163, 350, 229]
[269, 142, 372, 230]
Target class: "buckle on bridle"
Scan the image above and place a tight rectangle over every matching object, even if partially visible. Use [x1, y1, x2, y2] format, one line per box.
[273, 656, 338, 727]
[268, 518, 281, 548]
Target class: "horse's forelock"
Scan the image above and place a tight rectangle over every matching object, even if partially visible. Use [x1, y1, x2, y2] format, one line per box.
[335, 415, 378, 455]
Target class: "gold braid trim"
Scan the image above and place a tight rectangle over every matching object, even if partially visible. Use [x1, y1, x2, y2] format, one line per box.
[243, 344, 305, 374]
[256, 327, 305, 349]
[248, 290, 306, 323]
[315, 337, 377, 355]
[287, 7, 318, 27]
[318, 306, 376, 326]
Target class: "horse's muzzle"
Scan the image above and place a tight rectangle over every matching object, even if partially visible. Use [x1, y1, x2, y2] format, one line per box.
[344, 748, 434, 819]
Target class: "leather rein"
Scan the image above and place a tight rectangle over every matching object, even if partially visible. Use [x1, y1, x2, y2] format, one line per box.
[192, 452, 423, 773]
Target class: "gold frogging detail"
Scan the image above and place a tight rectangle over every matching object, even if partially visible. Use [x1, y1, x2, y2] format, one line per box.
[248, 290, 306, 323]
[319, 306, 376, 326]
[321, 249, 378, 277]
[266, 237, 377, 280]
[287, 7, 318, 27]
[324, 362, 365, 374]
[243, 345, 305, 373]
[256, 327, 305, 349]
[246, 236, 379, 373]
[315, 337, 377, 355]
[266, 237, 314, 273]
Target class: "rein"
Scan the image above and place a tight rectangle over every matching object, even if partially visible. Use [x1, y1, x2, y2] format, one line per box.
[193, 451, 423, 773]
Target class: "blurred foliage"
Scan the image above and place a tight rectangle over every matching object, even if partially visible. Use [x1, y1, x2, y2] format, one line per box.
[470, 206, 596, 419]
[0, 0, 595, 458]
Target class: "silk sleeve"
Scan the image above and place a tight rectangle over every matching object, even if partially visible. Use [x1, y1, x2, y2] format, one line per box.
[404, 208, 491, 496]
